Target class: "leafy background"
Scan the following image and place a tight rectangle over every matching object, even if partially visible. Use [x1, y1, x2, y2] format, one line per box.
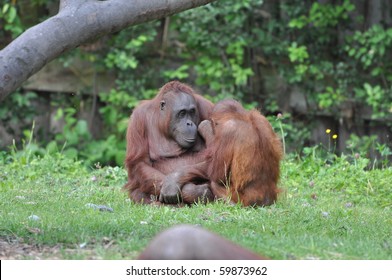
[0, 0, 391, 167]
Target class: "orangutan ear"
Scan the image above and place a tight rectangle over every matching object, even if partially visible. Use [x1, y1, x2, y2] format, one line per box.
[160, 100, 166, 111]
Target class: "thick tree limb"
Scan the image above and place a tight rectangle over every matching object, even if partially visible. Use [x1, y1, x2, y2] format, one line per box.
[0, 0, 216, 101]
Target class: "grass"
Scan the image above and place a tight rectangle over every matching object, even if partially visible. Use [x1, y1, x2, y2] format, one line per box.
[0, 145, 391, 260]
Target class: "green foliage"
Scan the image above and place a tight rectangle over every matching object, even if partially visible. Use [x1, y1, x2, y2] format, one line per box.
[268, 113, 311, 154]
[0, 91, 37, 123]
[289, 0, 354, 29]
[171, 0, 260, 97]
[346, 134, 392, 169]
[2, 0, 391, 165]
[104, 34, 153, 71]
[345, 25, 392, 118]
[317, 87, 345, 110]
[51, 107, 126, 167]
[44, 0, 268, 166]
[286, 1, 392, 120]
[374, 143, 392, 169]
[346, 25, 392, 70]
[0, 91, 39, 147]
[163, 65, 190, 80]
[286, 1, 353, 104]
[288, 43, 309, 63]
[55, 108, 91, 146]
[0, 2, 23, 37]
[20, 22, 160, 167]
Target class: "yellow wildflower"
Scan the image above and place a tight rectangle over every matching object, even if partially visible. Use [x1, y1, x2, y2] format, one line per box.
[332, 134, 338, 139]
[326, 129, 331, 134]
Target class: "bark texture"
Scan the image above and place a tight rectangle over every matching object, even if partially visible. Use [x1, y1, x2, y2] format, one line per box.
[0, 0, 216, 101]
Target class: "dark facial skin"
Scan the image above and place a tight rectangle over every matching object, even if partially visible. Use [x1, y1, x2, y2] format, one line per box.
[161, 92, 199, 149]
[157, 92, 201, 203]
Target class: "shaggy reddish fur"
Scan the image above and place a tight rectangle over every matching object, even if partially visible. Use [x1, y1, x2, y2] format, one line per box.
[200, 99, 282, 206]
[123, 81, 213, 204]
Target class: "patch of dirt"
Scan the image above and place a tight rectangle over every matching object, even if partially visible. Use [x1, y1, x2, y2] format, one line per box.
[0, 237, 95, 260]
[0, 237, 140, 260]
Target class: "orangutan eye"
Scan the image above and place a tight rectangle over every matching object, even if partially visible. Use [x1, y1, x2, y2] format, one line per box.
[178, 110, 186, 117]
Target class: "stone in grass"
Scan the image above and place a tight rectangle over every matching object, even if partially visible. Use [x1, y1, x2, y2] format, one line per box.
[28, 215, 40, 221]
[345, 202, 353, 208]
[85, 203, 114, 212]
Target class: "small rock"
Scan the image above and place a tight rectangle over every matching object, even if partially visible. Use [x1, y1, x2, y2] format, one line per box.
[85, 203, 113, 212]
[140, 221, 148, 225]
[25, 201, 37, 205]
[321, 211, 329, 218]
[345, 202, 353, 208]
[28, 215, 40, 221]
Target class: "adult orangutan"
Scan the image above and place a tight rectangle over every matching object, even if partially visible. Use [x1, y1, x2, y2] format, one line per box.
[123, 81, 214, 204]
[198, 99, 283, 206]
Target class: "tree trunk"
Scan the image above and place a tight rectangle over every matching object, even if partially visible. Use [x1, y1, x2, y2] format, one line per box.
[0, 0, 216, 101]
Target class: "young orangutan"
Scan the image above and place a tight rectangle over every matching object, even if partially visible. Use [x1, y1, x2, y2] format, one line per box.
[198, 99, 283, 206]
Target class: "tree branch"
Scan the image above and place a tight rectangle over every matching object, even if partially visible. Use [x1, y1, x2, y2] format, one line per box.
[0, 0, 216, 101]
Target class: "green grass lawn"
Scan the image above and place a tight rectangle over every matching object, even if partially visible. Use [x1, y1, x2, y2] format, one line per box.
[0, 147, 391, 259]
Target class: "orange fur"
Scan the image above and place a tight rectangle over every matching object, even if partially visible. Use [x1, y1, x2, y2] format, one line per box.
[202, 99, 283, 206]
[123, 81, 213, 204]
